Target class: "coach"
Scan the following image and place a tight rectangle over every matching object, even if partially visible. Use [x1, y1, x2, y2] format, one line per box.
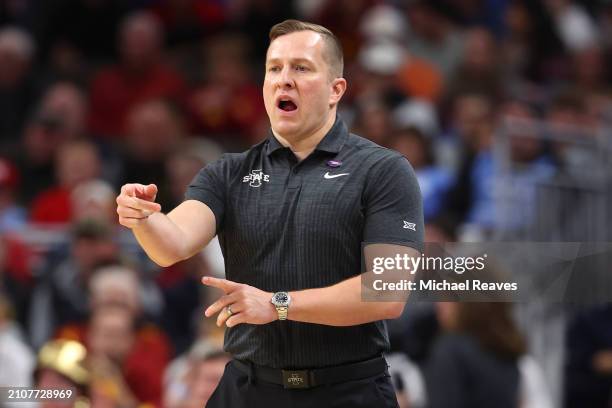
[116, 20, 423, 408]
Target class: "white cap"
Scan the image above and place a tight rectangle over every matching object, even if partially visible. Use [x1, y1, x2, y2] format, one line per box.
[393, 99, 440, 137]
[358, 40, 407, 75]
[360, 5, 408, 42]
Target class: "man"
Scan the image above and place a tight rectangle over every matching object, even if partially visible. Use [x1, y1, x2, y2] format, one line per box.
[116, 20, 423, 407]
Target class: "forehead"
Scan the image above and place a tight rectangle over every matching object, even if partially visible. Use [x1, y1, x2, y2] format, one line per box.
[266, 30, 325, 62]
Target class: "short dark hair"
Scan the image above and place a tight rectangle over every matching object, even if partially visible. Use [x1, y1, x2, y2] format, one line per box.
[268, 19, 344, 78]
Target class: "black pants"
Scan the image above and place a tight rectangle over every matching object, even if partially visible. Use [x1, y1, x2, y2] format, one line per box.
[206, 360, 399, 408]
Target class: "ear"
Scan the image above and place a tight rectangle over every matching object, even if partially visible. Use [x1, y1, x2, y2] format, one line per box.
[329, 77, 347, 107]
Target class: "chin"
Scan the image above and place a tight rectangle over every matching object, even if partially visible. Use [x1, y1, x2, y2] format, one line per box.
[272, 123, 300, 137]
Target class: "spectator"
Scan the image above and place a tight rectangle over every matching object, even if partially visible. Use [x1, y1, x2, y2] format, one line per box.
[34, 339, 90, 408]
[88, 11, 186, 137]
[395, 53, 443, 103]
[88, 264, 163, 323]
[70, 179, 117, 225]
[389, 127, 453, 221]
[37, 81, 88, 141]
[86, 305, 141, 407]
[157, 251, 208, 355]
[500, 0, 534, 82]
[180, 348, 230, 408]
[351, 99, 396, 146]
[0, 233, 33, 328]
[315, 0, 372, 63]
[0, 292, 35, 401]
[565, 304, 612, 408]
[29, 139, 102, 224]
[392, 98, 441, 140]
[424, 215, 458, 244]
[500, 0, 565, 83]
[547, 90, 594, 168]
[15, 112, 67, 205]
[28, 219, 119, 348]
[570, 45, 612, 124]
[425, 301, 526, 408]
[186, 34, 265, 147]
[85, 304, 170, 407]
[402, 0, 464, 78]
[354, 40, 413, 103]
[0, 157, 26, 233]
[36, 80, 122, 185]
[494, 100, 555, 234]
[164, 340, 230, 408]
[0, 26, 40, 147]
[55, 265, 171, 406]
[120, 99, 184, 211]
[444, 27, 505, 105]
[88, 265, 145, 315]
[444, 92, 496, 232]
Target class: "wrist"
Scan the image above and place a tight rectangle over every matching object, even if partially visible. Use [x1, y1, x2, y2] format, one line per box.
[270, 291, 291, 321]
[264, 292, 278, 321]
[132, 211, 158, 231]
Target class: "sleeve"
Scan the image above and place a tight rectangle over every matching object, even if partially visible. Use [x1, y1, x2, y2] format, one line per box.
[362, 154, 424, 251]
[184, 154, 231, 233]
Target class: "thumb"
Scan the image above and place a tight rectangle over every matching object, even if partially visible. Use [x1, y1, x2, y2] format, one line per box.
[145, 184, 157, 197]
[143, 184, 158, 200]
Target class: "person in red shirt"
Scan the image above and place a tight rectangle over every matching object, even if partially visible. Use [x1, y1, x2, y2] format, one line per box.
[56, 265, 172, 407]
[186, 34, 266, 147]
[88, 11, 186, 138]
[30, 139, 101, 224]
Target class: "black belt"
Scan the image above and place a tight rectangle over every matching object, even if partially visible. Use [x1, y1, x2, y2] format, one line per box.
[232, 356, 388, 389]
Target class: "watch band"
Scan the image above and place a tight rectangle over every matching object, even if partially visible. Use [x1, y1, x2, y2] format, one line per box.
[276, 306, 288, 320]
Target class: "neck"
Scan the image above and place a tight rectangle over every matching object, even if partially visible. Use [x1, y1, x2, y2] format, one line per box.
[273, 112, 336, 161]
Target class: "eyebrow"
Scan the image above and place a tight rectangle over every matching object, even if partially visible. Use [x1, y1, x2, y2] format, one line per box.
[266, 57, 314, 66]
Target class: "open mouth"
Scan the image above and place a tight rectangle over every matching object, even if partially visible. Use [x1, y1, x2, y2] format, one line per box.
[278, 99, 298, 112]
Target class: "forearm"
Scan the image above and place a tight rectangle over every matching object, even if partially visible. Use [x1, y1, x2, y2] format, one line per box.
[129, 200, 217, 267]
[288, 275, 405, 326]
[132, 212, 189, 267]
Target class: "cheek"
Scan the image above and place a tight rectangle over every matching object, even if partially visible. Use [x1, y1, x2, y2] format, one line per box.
[302, 83, 329, 110]
[262, 83, 275, 112]
[315, 91, 333, 113]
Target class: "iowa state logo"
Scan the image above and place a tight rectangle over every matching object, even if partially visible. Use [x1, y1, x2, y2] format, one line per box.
[243, 169, 270, 188]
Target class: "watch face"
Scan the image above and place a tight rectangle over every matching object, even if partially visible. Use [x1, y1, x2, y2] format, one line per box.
[273, 292, 289, 306]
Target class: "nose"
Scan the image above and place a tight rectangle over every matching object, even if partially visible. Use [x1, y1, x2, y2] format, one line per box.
[276, 66, 295, 89]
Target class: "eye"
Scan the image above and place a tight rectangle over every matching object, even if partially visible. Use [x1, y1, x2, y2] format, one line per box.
[268, 66, 281, 73]
[295, 65, 308, 72]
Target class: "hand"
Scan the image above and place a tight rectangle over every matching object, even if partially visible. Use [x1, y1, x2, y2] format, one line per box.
[202, 276, 277, 328]
[116, 183, 162, 228]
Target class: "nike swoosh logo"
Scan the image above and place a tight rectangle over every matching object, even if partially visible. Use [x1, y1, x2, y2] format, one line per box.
[324, 172, 350, 179]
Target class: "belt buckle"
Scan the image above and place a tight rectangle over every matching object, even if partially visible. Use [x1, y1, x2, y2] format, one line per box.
[282, 370, 310, 389]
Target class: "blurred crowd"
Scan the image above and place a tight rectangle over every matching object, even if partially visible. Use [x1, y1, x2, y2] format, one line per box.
[1, 0, 612, 407]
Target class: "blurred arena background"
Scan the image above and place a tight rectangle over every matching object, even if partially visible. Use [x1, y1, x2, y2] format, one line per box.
[0, 0, 611, 407]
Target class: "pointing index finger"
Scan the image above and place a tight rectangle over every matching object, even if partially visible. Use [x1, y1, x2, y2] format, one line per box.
[121, 184, 137, 196]
[201, 276, 239, 294]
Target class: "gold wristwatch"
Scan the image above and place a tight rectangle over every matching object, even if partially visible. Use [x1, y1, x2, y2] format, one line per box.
[271, 292, 291, 320]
